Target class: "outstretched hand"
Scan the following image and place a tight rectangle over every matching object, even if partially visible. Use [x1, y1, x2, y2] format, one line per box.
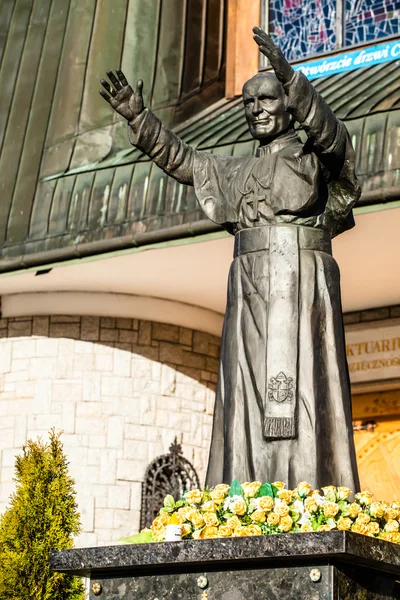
[252, 27, 294, 84]
[99, 70, 144, 121]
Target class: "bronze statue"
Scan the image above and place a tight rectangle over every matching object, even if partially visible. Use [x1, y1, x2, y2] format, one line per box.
[100, 27, 360, 492]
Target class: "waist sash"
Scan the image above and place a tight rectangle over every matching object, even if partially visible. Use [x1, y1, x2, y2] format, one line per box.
[234, 225, 331, 440]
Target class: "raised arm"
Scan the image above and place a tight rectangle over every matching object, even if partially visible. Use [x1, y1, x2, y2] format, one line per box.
[100, 71, 195, 185]
[253, 28, 346, 166]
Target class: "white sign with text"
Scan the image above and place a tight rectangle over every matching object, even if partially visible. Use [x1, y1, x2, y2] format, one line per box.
[346, 324, 400, 384]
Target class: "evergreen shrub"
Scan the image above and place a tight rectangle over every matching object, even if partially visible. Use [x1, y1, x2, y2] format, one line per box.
[0, 429, 84, 600]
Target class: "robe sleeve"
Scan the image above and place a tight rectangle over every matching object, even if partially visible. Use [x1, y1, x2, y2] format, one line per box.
[283, 71, 347, 172]
[284, 71, 361, 236]
[127, 108, 199, 185]
[127, 108, 243, 230]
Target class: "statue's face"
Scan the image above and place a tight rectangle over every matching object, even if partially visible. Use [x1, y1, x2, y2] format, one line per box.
[243, 74, 292, 141]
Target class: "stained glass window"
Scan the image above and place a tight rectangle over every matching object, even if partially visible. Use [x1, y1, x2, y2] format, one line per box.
[345, 0, 400, 46]
[268, 0, 337, 61]
[264, 0, 400, 61]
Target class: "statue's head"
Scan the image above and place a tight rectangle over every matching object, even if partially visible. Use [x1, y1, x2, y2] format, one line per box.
[243, 72, 293, 142]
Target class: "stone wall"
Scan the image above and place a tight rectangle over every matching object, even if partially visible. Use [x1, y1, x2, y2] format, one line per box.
[0, 315, 219, 547]
[343, 305, 400, 325]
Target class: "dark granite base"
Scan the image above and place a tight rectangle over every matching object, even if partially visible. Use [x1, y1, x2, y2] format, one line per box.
[97, 565, 334, 600]
[89, 565, 399, 600]
[51, 532, 400, 600]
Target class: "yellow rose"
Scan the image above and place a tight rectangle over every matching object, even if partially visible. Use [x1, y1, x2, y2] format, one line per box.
[181, 523, 192, 537]
[322, 502, 340, 518]
[348, 503, 361, 519]
[201, 500, 217, 512]
[297, 482, 312, 497]
[231, 498, 247, 516]
[390, 502, 400, 517]
[210, 490, 226, 505]
[279, 515, 293, 532]
[201, 526, 218, 539]
[185, 489, 203, 504]
[317, 525, 331, 532]
[321, 486, 337, 502]
[337, 486, 352, 501]
[337, 517, 353, 531]
[180, 506, 195, 521]
[204, 512, 219, 527]
[156, 512, 169, 526]
[267, 512, 280, 525]
[300, 523, 313, 532]
[247, 524, 262, 536]
[384, 507, 398, 521]
[367, 522, 380, 535]
[177, 513, 186, 524]
[226, 515, 241, 531]
[278, 490, 294, 504]
[369, 502, 385, 520]
[151, 521, 166, 537]
[356, 513, 370, 526]
[212, 483, 230, 495]
[274, 501, 289, 517]
[304, 498, 318, 513]
[355, 490, 373, 506]
[391, 532, 400, 544]
[258, 496, 274, 511]
[218, 525, 232, 537]
[152, 531, 165, 542]
[242, 481, 262, 498]
[251, 509, 266, 523]
[232, 526, 248, 537]
[273, 481, 285, 490]
[190, 511, 205, 528]
[351, 522, 367, 535]
[385, 519, 399, 533]
[192, 529, 202, 539]
[213, 484, 230, 495]
[379, 531, 393, 542]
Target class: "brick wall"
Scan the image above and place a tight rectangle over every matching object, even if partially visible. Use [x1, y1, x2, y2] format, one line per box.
[343, 305, 400, 325]
[0, 316, 219, 547]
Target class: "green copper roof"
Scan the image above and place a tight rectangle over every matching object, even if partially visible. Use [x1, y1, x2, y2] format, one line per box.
[0, 0, 400, 272]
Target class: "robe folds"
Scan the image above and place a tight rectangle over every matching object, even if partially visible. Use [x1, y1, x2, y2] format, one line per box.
[128, 70, 361, 492]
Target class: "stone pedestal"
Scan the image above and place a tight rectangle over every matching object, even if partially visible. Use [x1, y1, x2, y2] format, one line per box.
[51, 531, 400, 599]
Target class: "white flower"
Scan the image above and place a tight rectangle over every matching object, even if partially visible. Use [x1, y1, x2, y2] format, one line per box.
[298, 511, 312, 527]
[313, 494, 327, 506]
[223, 494, 243, 511]
[292, 500, 305, 514]
[326, 518, 337, 530]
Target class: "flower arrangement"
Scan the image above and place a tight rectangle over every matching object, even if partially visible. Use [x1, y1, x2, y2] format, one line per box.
[126, 480, 400, 545]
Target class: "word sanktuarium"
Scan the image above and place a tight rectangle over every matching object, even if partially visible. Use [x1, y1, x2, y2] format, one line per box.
[121, 481, 400, 544]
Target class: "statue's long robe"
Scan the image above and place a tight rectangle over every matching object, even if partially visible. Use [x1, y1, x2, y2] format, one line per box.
[128, 71, 361, 491]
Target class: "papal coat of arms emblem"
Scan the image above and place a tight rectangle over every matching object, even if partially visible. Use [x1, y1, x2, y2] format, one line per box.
[268, 372, 293, 403]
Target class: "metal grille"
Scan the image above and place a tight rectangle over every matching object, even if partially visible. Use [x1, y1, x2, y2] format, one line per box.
[140, 438, 200, 529]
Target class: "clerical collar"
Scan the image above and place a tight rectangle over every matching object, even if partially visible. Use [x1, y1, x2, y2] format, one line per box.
[256, 129, 300, 156]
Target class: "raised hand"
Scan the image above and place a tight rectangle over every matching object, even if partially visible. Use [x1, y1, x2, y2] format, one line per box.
[99, 70, 144, 121]
[252, 27, 294, 84]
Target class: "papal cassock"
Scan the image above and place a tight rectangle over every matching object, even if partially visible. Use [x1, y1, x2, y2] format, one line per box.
[127, 70, 361, 492]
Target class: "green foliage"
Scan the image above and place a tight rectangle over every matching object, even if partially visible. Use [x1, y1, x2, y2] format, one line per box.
[118, 530, 153, 545]
[0, 430, 84, 600]
[159, 495, 184, 513]
[228, 479, 243, 497]
[255, 482, 279, 499]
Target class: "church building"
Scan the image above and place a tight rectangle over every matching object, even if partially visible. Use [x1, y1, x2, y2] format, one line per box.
[0, 0, 399, 546]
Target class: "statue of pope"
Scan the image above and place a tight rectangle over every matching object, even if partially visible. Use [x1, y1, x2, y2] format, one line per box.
[100, 28, 360, 491]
